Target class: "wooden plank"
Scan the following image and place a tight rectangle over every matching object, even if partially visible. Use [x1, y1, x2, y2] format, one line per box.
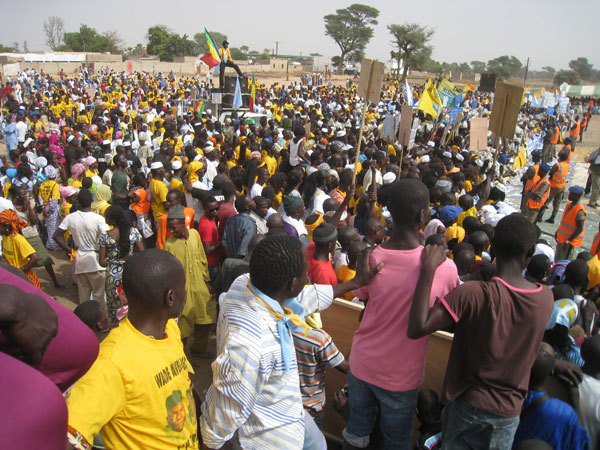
[398, 105, 414, 147]
[357, 59, 385, 105]
[469, 118, 489, 151]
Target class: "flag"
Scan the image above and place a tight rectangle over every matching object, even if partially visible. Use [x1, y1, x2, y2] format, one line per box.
[463, 83, 476, 92]
[200, 53, 219, 69]
[405, 79, 413, 107]
[249, 73, 256, 112]
[232, 77, 242, 110]
[417, 80, 442, 118]
[204, 29, 221, 64]
[195, 100, 205, 116]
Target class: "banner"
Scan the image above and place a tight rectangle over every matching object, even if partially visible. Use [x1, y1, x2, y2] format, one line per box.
[448, 107, 463, 125]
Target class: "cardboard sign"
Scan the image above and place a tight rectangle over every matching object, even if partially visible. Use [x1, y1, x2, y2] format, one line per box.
[489, 82, 524, 139]
[211, 92, 222, 104]
[357, 59, 385, 105]
[304, 122, 312, 138]
[470, 118, 489, 151]
[397, 105, 414, 147]
[381, 115, 396, 141]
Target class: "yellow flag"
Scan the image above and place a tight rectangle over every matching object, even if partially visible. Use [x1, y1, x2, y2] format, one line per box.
[417, 80, 442, 118]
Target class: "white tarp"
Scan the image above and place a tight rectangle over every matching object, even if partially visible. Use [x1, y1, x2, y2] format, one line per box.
[0, 52, 86, 62]
[2, 62, 20, 76]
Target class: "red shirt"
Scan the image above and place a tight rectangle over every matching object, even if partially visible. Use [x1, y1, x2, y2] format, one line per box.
[308, 258, 337, 285]
[198, 215, 220, 266]
[217, 202, 237, 240]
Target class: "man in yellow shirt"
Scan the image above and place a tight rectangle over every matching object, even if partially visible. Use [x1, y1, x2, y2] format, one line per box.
[150, 162, 169, 223]
[218, 39, 245, 89]
[66, 249, 199, 450]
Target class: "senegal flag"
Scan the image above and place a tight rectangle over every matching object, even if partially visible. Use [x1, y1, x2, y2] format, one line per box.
[200, 29, 221, 69]
[249, 74, 256, 112]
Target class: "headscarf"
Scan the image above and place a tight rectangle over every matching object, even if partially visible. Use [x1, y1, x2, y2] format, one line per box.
[34, 156, 48, 170]
[85, 156, 97, 167]
[546, 299, 578, 330]
[44, 165, 58, 179]
[283, 195, 303, 216]
[71, 163, 85, 179]
[187, 161, 204, 184]
[59, 185, 77, 204]
[424, 219, 445, 239]
[0, 209, 28, 234]
[92, 184, 112, 215]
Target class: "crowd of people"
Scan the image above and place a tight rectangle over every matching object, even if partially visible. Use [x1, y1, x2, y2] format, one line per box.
[1, 66, 599, 450]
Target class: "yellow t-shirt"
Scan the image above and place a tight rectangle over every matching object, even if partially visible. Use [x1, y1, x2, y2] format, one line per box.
[336, 265, 356, 301]
[67, 318, 198, 450]
[150, 178, 169, 221]
[170, 176, 186, 194]
[457, 206, 477, 227]
[39, 179, 61, 206]
[262, 154, 278, 176]
[2, 233, 35, 269]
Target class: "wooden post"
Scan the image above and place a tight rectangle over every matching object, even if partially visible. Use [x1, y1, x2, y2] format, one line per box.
[352, 62, 376, 186]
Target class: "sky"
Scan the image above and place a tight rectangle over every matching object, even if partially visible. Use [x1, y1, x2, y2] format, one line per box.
[1, 0, 598, 71]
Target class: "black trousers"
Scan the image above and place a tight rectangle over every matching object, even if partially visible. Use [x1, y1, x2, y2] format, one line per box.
[219, 61, 244, 88]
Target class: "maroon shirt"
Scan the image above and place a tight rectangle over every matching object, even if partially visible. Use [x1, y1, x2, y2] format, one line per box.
[439, 277, 553, 417]
[217, 202, 237, 240]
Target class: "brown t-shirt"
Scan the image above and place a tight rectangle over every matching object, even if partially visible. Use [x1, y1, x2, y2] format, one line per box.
[439, 276, 553, 417]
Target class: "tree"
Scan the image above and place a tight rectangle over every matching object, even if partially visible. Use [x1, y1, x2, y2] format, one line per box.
[193, 31, 227, 56]
[486, 55, 522, 81]
[229, 47, 248, 61]
[568, 57, 593, 81]
[554, 70, 580, 86]
[324, 3, 379, 73]
[43, 16, 65, 50]
[0, 43, 14, 53]
[470, 60, 486, 74]
[388, 23, 434, 80]
[60, 25, 120, 53]
[103, 30, 124, 54]
[124, 43, 146, 58]
[22, 41, 29, 52]
[158, 33, 196, 62]
[541, 66, 555, 77]
[147, 25, 171, 56]
[12, 42, 19, 52]
[310, 52, 323, 57]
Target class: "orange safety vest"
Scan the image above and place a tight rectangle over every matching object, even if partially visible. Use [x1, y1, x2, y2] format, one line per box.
[570, 121, 581, 137]
[549, 161, 569, 189]
[524, 164, 540, 193]
[592, 230, 600, 256]
[527, 178, 550, 210]
[550, 125, 560, 144]
[556, 202, 586, 247]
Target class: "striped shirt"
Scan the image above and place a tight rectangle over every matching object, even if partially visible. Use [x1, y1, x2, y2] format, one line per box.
[294, 328, 344, 413]
[200, 274, 334, 449]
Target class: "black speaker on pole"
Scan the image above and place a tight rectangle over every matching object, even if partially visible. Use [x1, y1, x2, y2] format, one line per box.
[479, 73, 496, 92]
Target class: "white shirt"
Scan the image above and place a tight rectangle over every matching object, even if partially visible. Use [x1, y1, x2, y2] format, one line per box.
[250, 183, 263, 199]
[58, 211, 108, 274]
[579, 374, 600, 449]
[249, 211, 268, 235]
[15, 121, 27, 142]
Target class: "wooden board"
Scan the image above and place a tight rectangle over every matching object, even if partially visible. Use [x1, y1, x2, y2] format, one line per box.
[469, 118, 489, 151]
[358, 59, 385, 105]
[489, 82, 524, 139]
[398, 105, 414, 147]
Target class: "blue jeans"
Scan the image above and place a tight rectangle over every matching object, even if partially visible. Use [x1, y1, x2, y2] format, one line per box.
[343, 370, 417, 449]
[441, 398, 519, 450]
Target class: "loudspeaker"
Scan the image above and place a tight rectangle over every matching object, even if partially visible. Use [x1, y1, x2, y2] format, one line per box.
[479, 73, 496, 92]
[222, 75, 249, 94]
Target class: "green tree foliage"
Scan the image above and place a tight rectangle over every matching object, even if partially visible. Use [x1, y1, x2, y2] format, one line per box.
[541, 66, 555, 77]
[59, 25, 121, 53]
[470, 60, 486, 74]
[0, 43, 15, 53]
[146, 25, 197, 61]
[229, 48, 248, 61]
[388, 23, 434, 80]
[324, 3, 379, 73]
[554, 70, 581, 86]
[486, 55, 522, 81]
[568, 57, 593, 81]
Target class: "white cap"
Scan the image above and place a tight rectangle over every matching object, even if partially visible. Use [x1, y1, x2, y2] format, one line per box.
[442, 151, 452, 158]
[102, 139, 110, 145]
[171, 160, 182, 170]
[150, 161, 163, 170]
[383, 172, 397, 184]
[321, 127, 328, 133]
[336, 129, 346, 137]
[67, 135, 75, 143]
[427, 140, 435, 147]
[455, 153, 464, 161]
[23, 137, 33, 147]
[420, 155, 431, 163]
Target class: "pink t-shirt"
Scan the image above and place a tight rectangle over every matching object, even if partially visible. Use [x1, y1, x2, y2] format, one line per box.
[351, 245, 459, 391]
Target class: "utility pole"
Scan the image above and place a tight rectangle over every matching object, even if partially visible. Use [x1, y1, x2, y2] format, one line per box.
[275, 41, 279, 58]
[523, 57, 530, 87]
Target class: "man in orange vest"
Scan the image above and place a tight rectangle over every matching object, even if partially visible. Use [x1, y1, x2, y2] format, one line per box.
[570, 116, 581, 152]
[542, 121, 560, 163]
[523, 163, 551, 223]
[521, 150, 542, 210]
[544, 151, 570, 224]
[554, 185, 586, 261]
[586, 147, 600, 208]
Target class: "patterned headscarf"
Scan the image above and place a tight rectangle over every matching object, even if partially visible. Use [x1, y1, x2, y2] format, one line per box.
[0, 209, 28, 234]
